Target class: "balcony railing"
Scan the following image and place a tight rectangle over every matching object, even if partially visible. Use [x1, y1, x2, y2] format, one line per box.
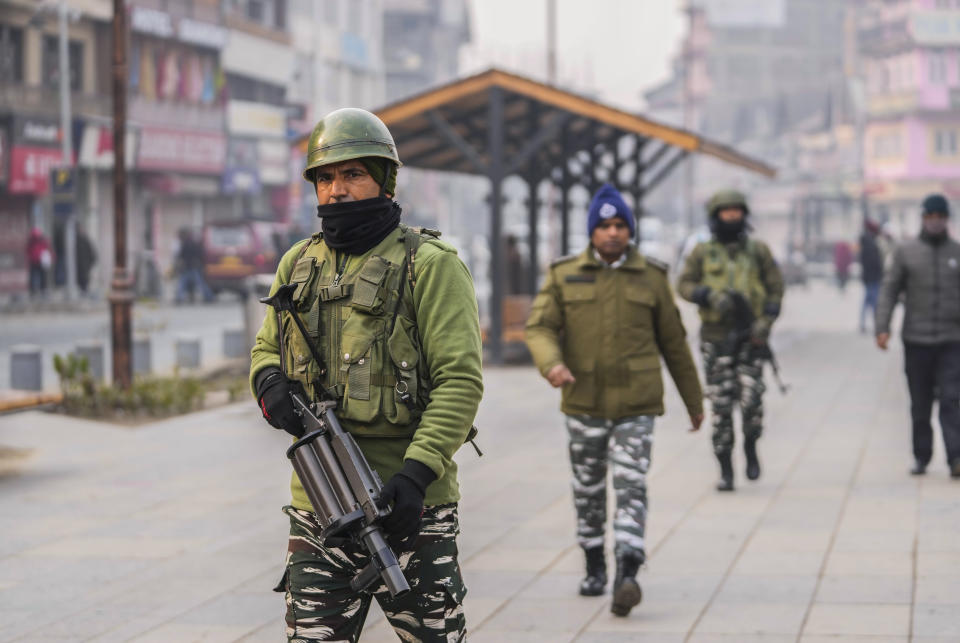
[0, 84, 111, 120]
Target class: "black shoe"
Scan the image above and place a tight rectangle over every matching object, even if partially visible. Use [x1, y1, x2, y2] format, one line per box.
[744, 439, 761, 481]
[911, 460, 928, 476]
[716, 452, 735, 492]
[578, 546, 607, 596]
[950, 459, 960, 479]
[610, 553, 643, 617]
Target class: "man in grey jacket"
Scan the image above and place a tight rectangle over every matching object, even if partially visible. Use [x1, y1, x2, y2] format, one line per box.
[876, 194, 960, 478]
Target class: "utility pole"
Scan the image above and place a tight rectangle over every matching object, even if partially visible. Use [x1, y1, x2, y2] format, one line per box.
[682, 1, 696, 234]
[110, 0, 133, 390]
[58, 0, 77, 301]
[546, 0, 557, 84]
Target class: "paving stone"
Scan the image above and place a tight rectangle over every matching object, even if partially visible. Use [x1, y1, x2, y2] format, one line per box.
[911, 603, 960, 638]
[802, 604, 911, 637]
[694, 601, 808, 635]
[815, 574, 913, 604]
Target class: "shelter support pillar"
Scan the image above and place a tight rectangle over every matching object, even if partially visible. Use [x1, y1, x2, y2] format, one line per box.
[488, 86, 505, 363]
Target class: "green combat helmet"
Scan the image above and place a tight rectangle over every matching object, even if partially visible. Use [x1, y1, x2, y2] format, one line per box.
[302, 108, 402, 182]
[706, 189, 750, 218]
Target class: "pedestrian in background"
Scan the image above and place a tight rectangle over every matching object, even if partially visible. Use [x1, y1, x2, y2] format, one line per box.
[76, 229, 97, 295]
[834, 240, 852, 292]
[876, 194, 960, 478]
[677, 190, 784, 492]
[526, 183, 704, 617]
[173, 228, 214, 304]
[26, 227, 53, 298]
[859, 219, 884, 334]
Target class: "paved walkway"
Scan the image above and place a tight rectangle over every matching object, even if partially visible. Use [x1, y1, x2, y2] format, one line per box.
[0, 283, 958, 642]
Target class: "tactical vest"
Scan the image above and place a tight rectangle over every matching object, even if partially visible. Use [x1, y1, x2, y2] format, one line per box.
[699, 239, 766, 323]
[281, 225, 434, 438]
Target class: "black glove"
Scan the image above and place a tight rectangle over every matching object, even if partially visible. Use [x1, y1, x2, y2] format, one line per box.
[376, 460, 437, 551]
[691, 285, 712, 308]
[255, 367, 304, 438]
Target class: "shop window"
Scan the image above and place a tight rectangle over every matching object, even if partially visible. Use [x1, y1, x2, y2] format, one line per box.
[42, 35, 84, 92]
[0, 24, 23, 84]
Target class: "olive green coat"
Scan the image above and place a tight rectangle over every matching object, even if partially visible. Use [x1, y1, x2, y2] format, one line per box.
[676, 238, 785, 342]
[250, 225, 483, 509]
[525, 246, 703, 420]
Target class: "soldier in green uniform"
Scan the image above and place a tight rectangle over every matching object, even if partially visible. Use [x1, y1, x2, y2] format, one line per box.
[677, 189, 784, 492]
[526, 183, 704, 617]
[249, 108, 483, 642]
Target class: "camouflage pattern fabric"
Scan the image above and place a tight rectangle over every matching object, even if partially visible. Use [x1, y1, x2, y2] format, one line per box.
[278, 504, 466, 642]
[565, 414, 654, 561]
[700, 340, 766, 455]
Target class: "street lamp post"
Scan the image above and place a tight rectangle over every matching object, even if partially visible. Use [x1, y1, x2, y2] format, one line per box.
[110, 0, 133, 389]
[58, 0, 77, 301]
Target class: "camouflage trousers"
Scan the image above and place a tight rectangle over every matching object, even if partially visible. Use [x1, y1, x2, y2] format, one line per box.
[701, 340, 766, 456]
[565, 414, 654, 561]
[277, 504, 466, 642]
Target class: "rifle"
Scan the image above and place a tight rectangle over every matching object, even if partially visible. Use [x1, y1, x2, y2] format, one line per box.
[261, 283, 410, 597]
[726, 290, 790, 395]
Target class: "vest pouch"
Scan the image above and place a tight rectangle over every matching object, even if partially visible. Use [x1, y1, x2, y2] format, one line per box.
[338, 332, 382, 423]
[351, 256, 391, 315]
[289, 257, 320, 310]
[385, 316, 422, 425]
[283, 313, 322, 389]
[700, 250, 732, 324]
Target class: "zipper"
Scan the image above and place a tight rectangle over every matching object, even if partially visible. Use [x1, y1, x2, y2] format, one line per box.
[332, 251, 348, 286]
[933, 244, 941, 339]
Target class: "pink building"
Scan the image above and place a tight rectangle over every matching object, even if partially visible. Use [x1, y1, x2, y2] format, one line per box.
[861, 0, 960, 221]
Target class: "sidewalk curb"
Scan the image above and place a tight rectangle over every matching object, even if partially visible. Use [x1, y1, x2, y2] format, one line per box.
[0, 391, 63, 414]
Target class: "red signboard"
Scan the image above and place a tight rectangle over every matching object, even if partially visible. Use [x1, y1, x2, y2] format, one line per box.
[8, 146, 72, 195]
[137, 127, 226, 174]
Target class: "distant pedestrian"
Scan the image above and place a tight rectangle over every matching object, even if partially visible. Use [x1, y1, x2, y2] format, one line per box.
[859, 219, 883, 334]
[876, 194, 960, 478]
[26, 227, 53, 297]
[834, 241, 853, 291]
[76, 229, 97, 294]
[526, 183, 704, 617]
[504, 234, 527, 294]
[174, 228, 214, 304]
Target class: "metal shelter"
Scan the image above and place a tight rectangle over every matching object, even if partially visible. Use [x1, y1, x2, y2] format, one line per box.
[299, 68, 776, 362]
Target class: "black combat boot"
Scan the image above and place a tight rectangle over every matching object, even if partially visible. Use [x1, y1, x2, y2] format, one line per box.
[579, 546, 607, 596]
[744, 438, 761, 481]
[716, 452, 735, 492]
[610, 552, 643, 616]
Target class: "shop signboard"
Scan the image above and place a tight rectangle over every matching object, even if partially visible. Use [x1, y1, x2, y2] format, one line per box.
[137, 127, 225, 174]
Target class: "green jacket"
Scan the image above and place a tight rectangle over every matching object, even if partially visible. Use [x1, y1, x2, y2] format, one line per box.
[250, 225, 483, 510]
[676, 238, 785, 342]
[525, 246, 703, 420]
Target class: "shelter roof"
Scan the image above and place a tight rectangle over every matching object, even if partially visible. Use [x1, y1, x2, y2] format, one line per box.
[296, 68, 776, 180]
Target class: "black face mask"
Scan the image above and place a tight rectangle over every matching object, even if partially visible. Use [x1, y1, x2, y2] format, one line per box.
[316, 197, 402, 255]
[713, 219, 747, 243]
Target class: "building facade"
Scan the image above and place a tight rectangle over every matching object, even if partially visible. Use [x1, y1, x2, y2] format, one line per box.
[0, 0, 306, 300]
[860, 0, 960, 230]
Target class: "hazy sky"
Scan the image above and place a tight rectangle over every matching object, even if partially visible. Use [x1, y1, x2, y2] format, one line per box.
[464, 1, 685, 110]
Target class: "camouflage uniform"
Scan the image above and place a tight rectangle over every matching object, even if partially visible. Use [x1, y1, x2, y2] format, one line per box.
[566, 413, 655, 561]
[278, 504, 466, 642]
[700, 340, 766, 455]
